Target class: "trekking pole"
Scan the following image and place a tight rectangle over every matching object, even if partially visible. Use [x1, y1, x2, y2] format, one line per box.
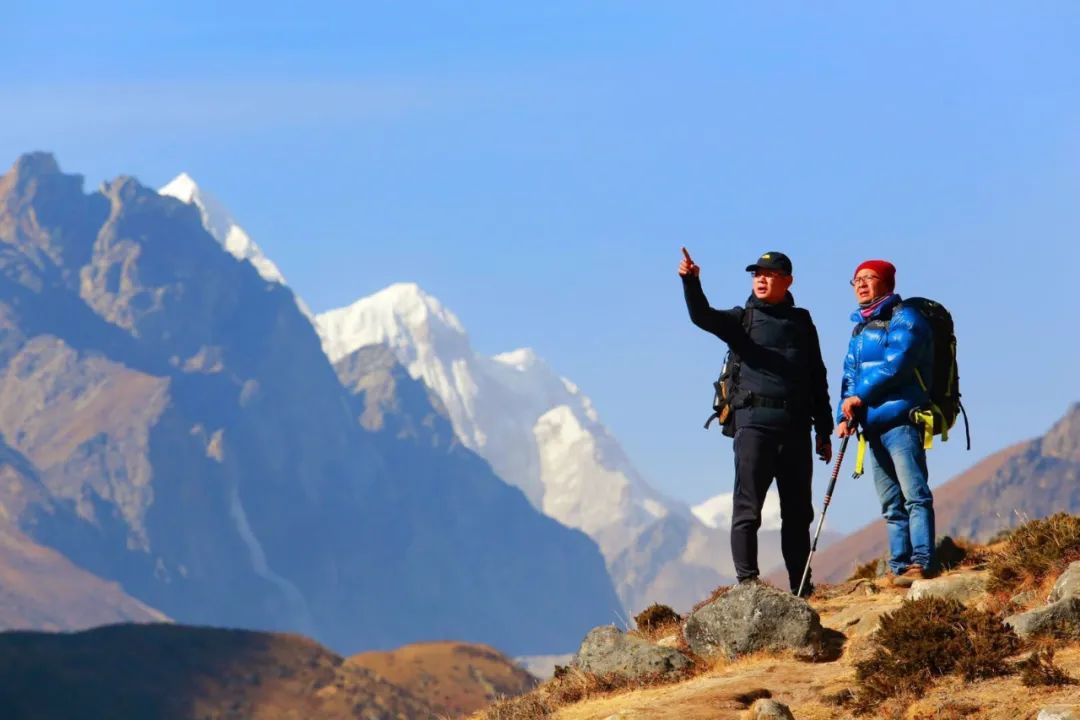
[796, 422, 858, 598]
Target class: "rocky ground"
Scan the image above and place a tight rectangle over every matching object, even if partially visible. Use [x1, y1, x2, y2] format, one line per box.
[476, 519, 1080, 720]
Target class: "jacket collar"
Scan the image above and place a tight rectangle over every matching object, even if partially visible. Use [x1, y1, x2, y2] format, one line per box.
[850, 293, 901, 323]
[746, 292, 795, 310]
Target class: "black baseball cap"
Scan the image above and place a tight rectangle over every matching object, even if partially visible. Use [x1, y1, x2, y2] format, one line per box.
[745, 251, 792, 275]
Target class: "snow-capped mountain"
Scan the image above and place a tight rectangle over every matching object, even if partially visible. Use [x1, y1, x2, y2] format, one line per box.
[162, 174, 798, 613]
[692, 491, 782, 531]
[159, 174, 315, 321]
[317, 284, 673, 549]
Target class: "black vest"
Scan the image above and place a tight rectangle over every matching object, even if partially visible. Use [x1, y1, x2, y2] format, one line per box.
[732, 294, 817, 431]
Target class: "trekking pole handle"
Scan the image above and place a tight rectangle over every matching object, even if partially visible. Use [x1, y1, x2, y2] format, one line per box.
[822, 437, 848, 507]
[822, 421, 857, 507]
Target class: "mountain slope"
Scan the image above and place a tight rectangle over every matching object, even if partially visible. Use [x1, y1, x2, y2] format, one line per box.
[318, 284, 672, 544]
[348, 641, 537, 718]
[0, 524, 167, 631]
[160, 170, 805, 616]
[316, 285, 749, 613]
[0, 152, 622, 655]
[159, 173, 287, 286]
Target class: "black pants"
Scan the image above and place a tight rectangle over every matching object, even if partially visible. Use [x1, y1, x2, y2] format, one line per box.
[731, 426, 814, 591]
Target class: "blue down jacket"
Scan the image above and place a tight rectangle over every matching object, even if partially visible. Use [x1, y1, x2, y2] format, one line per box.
[837, 294, 934, 432]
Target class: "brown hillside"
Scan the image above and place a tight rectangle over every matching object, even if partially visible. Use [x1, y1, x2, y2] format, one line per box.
[349, 641, 538, 718]
[0, 524, 166, 630]
[0, 623, 435, 720]
[0, 435, 166, 631]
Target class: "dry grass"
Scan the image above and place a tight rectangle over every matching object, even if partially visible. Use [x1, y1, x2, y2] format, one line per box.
[631, 604, 681, 643]
[846, 557, 881, 582]
[851, 596, 1020, 713]
[482, 692, 553, 720]
[901, 646, 1080, 720]
[1017, 647, 1078, 687]
[911, 701, 983, 719]
[986, 512, 1080, 593]
[478, 520, 1080, 720]
[479, 662, 700, 720]
[347, 641, 537, 718]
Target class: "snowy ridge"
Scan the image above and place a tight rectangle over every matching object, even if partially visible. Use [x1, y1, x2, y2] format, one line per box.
[163, 173, 764, 612]
[158, 174, 314, 321]
[316, 284, 675, 549]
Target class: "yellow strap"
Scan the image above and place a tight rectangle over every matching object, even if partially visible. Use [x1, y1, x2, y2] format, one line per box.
[854, 433, 867, 477]
[913, 368, 949, 444]
[911, 409, 935, 449]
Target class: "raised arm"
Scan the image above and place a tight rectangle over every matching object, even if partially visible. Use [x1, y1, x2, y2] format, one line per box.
[679, 247, 747, 345]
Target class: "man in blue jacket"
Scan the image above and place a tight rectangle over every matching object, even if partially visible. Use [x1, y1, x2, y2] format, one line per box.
[680, 248, 833, 596]
[837, 259, 936, 587]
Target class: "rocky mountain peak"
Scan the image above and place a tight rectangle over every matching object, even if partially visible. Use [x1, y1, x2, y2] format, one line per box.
[0, 153, 624, 655]
[1, 152, 80, 210]
[1039, 401, 1080, 463]
[11, 152, 61, 180]
[158, 173, 288, 288]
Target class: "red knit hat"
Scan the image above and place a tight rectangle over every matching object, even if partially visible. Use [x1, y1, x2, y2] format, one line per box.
[854, 259, 896, 291]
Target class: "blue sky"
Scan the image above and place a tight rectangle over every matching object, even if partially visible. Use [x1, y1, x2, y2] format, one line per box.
[6, 3, 1080, 531]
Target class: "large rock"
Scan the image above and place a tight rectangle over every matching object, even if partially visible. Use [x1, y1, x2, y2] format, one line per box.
[684, 583, 824, 660]
[1038, 707, 1080, 720]
[573, 626, 691, 679]
[1048, 561, 1080, 604]
[745, 699, 796, 719]
[907, 571, 989, 605]
[1006, 597, 1080, 639]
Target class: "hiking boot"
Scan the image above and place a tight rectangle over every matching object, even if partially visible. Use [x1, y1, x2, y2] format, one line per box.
[738, 576, 763, 586]
[793, 582, 815, 599]
[890, 565, 924, 588]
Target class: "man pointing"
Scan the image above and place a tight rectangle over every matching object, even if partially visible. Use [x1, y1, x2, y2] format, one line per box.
[680, 248, 833, 596]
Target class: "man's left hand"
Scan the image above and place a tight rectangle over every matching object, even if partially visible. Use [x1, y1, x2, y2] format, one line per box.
[841, 395, 863, 420]
[816, 434, 832, 464]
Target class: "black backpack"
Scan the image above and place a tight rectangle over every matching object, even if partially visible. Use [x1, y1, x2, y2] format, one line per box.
[855, 297, 970, 449]
[703, 309, 753, 437]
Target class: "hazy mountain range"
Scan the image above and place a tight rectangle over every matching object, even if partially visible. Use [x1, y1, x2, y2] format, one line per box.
[0, 152, 622, 655]
[162, 168, 792, 615]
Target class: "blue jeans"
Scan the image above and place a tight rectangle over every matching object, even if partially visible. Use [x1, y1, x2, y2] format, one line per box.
[866, 424, 935, 573]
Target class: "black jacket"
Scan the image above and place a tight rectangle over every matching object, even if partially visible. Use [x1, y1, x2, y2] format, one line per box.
[683, 275, 833, 436]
